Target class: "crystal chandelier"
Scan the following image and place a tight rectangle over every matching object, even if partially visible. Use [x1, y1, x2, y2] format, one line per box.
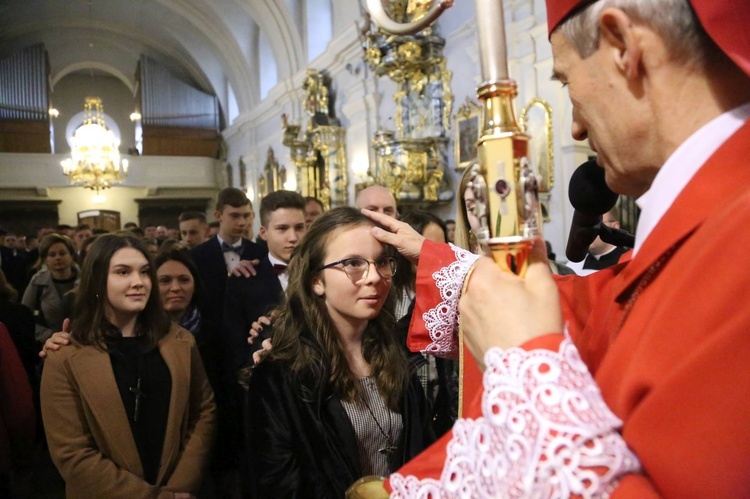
[61, 97, 128, 193]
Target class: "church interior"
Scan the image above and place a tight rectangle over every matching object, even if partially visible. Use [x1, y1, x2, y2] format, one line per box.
[0, 0, 596, 259]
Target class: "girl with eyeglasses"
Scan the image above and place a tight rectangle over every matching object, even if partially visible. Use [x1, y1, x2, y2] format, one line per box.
[243, 207, 434, 498]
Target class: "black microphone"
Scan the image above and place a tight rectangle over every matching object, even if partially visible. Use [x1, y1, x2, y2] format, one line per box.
[565, 159, 619, 262]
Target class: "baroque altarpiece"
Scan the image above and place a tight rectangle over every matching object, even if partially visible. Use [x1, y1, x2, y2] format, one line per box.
[359, 0, 455, 207]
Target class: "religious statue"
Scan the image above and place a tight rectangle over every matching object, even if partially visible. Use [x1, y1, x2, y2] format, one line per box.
[279, 165, 287, 190]
[464, 162, 491, 245]
[265, 147, 280, 192]
[517, 157, 541, 237]
[423, 168, 443, 201]
[319, 182, 331, 210]
[303, 69, 329, 122]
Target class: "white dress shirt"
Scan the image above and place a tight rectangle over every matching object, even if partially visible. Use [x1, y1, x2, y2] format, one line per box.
[635, 102, 750, 256]
[217, 235, 242, 274]
[267, 252, 289, 291]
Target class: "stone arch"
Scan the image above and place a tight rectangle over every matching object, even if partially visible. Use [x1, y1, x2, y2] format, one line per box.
[52, 61, 135, 93]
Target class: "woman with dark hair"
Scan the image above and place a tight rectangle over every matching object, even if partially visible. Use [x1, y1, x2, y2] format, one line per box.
[22, 234, 79, 343]
[153, 249, 218, 387]
[154, 249, 205, 337]
[244, 207, 433, 498]
[40, 234, 215, 498]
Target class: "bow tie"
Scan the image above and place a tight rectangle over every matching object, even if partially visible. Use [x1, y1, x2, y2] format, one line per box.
[222, 242, 242, 254]
[273, 264, 287, 275]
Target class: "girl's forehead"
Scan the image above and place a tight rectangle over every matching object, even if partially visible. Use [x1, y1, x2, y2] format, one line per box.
[325, 225, 383, 251]
[109, 247, 148, 265]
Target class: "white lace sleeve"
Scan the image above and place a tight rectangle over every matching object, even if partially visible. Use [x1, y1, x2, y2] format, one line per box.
[390, 335, 641, 498]
[421, 244, 481, 354]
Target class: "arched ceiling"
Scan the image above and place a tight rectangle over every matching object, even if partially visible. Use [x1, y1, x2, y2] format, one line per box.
[0, 0, 306, 123]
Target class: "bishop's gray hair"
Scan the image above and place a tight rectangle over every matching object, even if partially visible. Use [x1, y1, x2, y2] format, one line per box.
[559, 0, 717, 68]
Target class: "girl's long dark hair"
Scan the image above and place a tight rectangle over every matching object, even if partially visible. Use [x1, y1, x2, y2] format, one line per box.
[267, 207, 408, 411]
[71, 234, 171, 350]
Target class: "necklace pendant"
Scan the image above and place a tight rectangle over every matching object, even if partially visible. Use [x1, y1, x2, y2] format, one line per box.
[378, 445, 397, 455]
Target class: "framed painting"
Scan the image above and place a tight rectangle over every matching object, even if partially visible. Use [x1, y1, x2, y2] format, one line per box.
[519, 97, 554, 193]
[453, 99, 482, 171]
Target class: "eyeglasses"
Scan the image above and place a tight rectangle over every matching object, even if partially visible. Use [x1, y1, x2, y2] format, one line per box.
[319, 256, 397, 282]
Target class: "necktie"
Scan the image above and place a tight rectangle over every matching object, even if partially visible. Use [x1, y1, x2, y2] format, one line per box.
[222, 242, 242, 255]
[273, 264, 287, 275]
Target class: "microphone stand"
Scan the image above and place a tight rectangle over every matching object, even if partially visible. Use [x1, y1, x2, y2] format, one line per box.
[598, 224, 635, 248]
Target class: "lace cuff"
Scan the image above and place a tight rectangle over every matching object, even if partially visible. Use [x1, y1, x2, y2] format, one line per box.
[421, 243, 481, 355]
[390, 335, 641, 498]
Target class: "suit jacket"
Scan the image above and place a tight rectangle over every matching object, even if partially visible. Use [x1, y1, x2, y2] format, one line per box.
[582, 245, 629, 270]
[222, 254, 284, 375]
[41, 324, 216, 498]
[189, 236, 263, 329]
[393, 120, 750, 497]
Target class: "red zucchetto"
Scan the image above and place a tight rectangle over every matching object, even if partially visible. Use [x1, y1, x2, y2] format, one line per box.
[545, 0, 750, 78]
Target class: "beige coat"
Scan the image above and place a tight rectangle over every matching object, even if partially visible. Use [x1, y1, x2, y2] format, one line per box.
[41, 324, 216, 498]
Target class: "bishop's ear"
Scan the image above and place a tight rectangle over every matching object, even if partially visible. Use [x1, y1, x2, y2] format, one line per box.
[599, 7, 643, 80]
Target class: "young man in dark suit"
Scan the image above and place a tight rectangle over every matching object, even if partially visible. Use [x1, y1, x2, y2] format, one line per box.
[222, 190, 306, 496]
[189, 187, 262, 496]
[223, 190, 306, 372]
[190, 187, 263, 328]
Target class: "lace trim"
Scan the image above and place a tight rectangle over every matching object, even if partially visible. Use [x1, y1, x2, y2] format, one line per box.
[421, 244, 480, 355]
[391, 335, 641, 498]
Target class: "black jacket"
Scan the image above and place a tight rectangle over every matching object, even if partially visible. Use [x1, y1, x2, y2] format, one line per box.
[222, 255, 283, 375]
[189, 236, 264, 328]
[245, 341, 434, 498]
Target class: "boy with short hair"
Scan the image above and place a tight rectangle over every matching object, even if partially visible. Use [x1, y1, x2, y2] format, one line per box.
[178, 211, 208, 249]
[223, 190, 307, 369]
[189, 187, 263, 496]
[190, 187, 263, 327]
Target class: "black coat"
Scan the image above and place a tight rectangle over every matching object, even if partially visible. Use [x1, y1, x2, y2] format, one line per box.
[0, 300, 37, 387]
[222, 255, 283, 375]
[189, 236, 264, 328]
[245, 342, 434, 499]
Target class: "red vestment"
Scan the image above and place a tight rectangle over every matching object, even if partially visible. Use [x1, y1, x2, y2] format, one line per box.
[390, 121, 750, 497]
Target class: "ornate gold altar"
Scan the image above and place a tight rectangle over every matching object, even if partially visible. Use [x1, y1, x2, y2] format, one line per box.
[359, 1, 454, 207]
[282, 69, 347, 209]
[256, 147, 287, 199]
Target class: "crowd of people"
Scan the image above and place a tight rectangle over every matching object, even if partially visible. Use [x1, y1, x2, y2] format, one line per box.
[3, 0, 749, 496]
[0, 185, 461, 498]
